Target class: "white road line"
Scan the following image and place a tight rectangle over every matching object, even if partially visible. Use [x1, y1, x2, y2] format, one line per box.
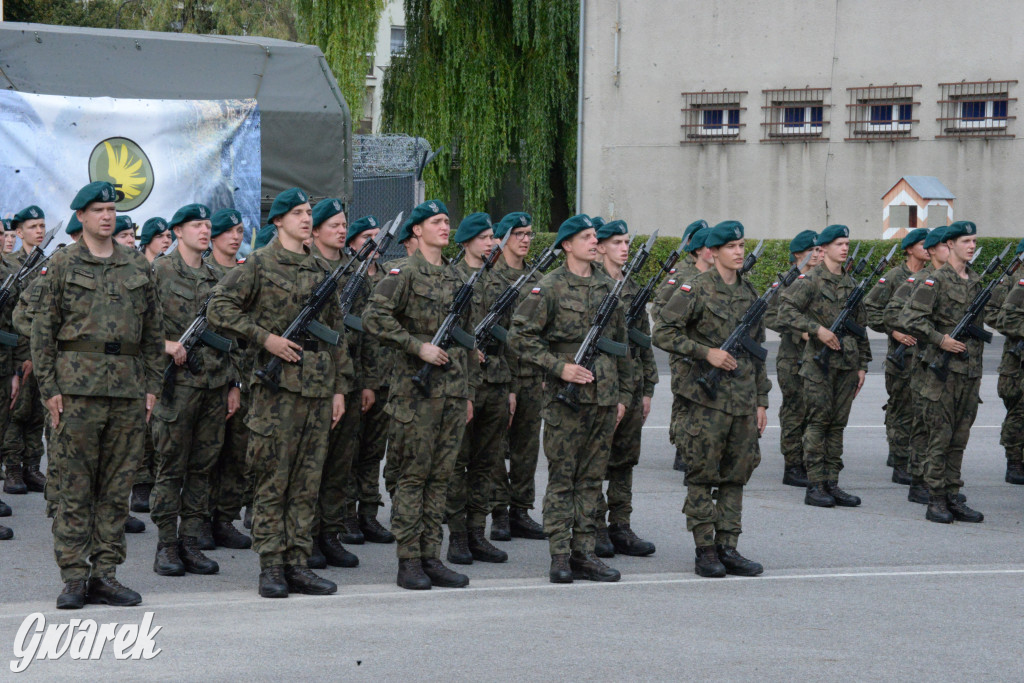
[644, 425, 1003, 430]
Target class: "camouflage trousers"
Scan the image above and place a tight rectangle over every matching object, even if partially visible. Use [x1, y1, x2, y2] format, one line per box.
[151, 385, 227, 544]
[210, 392, 251, 523]
[344, 388, 389, 518]
[491, 373, 543, 512]
[388, 396, 466, 560]
[801, 370, 858, 484]
[884, 370, 914, 469]
[668, 393, 685, 447]
[51, 395, 144, 582]
[542, 400, 615, 556]
[997, 373, 1024, 463]
[776, 359, 807, 468]
[134, 425, 155, 487]
[316, 389, 362, 535]
[246, 386, 332, 569]
[597, 390, 644, 528]
[917, 373, 980, 496]
[2, 371, 44, 470]
[680, 403, 760, 548]
[447, 381, 508, 533]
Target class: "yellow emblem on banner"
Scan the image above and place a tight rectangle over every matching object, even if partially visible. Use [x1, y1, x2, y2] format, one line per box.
[88, 137, 154, 211]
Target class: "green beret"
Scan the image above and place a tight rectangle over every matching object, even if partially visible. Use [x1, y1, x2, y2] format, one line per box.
[817, 224, 850, 246]
[253, 224, 277, 250]
[596, 219, 628, 241]
[2, 219, 13, 233]
[900, 228, 929, 250]
[705, 220, 745, 249]
[1016, 238, 1024, 255]
[397, 218, 414, 243]
[494, 212, 532, 238]
[312, 198, 345, 228]
[789, 230, 818, 254]
[346, 215, 379, 245]
[66, 214, 82, 235]
[554, 214, 596, 247]
[139, 217, 170, 246]
[923, 226, 948, 249]
[685, 227, 711, 253]
[114, 215, 135, 235]
[683, 219, 709, 242]
[268, 187, 310, 223]
[590, 217, 605, 230]
[169, 203, 212, 229]
[944, 220, 977, 241]
[70, 181, 117, 210]
[12, 205, 44, 227]
[211, 208, 242, 238]
[454, 212, 493, 244]
[409, 199, 449, 227]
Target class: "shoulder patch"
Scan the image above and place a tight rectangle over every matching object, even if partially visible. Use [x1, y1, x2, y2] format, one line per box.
[236, 258, 246, 265]
[40, 267, 47, 276]
[679, 283, 692, 292]
[797, 273, 807, 279]
[878, 277, 886, 284]
[1018, 279, 1024, 286]
[924, 279, 935, 287]
[906, 277, 915, 283]
[771, 281, 780, 289]
[667, 279, 676, 285]
[669, 268, 676, 275]
[389, 268, 401, 275]
[530, 287, 541, 295]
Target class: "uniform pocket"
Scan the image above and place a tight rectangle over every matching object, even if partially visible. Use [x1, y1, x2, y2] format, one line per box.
[244, 409, 276, 437]
[151, 402, 179, 423]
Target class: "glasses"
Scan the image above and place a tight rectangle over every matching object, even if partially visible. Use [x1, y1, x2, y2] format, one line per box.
[510, 230, 534, 241]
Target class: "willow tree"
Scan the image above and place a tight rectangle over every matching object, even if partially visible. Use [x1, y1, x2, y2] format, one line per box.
[144, 0, 297, 40]
[382, 0, 578, 229]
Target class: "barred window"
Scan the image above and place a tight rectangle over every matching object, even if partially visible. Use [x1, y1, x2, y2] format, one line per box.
[845, 84, 920, 141]
[680, 90, 746, 144]
[761, 88, 830, 142]
[938, 80, 1016, 139]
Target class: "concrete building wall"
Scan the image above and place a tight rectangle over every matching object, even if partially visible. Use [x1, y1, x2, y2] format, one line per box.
[580, 0, 1024, 238]
[363, 0, 404, 134]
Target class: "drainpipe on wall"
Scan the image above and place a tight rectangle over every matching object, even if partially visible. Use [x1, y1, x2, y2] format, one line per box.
[575, 0, 585, 214]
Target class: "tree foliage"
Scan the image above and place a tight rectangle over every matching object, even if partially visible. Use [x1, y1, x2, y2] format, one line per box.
[382, 0, 578, 230]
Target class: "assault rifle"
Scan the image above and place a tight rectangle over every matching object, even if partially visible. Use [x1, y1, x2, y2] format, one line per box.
[813, 244, 898, 373]
[556, 232, 656, 411]
[623, 231, 687, 348]
[843, 242, 864, 274]
[411, 230, 512, 396]
[0, 222, 62, 347]
[338, 213, 404, 333]
[739, 239, 766, 276]
[161, 292, 235, 402]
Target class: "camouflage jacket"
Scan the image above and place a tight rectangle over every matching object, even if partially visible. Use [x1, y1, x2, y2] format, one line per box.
[362, 249, 479, 402]
[596, 262, 657, 399]
[491, 256, 548, 389]
[338, 263, 384, 392]
[0, 254, 29, 376]
[206, 239, 354, 398]
[995, 277, 1024, 377]
[652, 268, 769, 415]
[777, 262, 871, 379]
[372, 255, 409, 391]
[651, 260, 699, 394]
[154, 250, 235, 389]
[882, 264, 934, 370]
[764, 277, 805, 363]
[204, 255, 256, 389]
[864, 262, 915, 373]
[506, 263, 632, 408]
[30, 240, 164, 399]
[459, 260, 511, 386]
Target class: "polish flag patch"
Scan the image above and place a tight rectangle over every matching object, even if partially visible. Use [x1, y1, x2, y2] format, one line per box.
[40, 267, 47, 275]
[1018, 279, 1024, 286]
[679, 284, 692, 292]
[924, 279, 935, 286]
[771, 281, 780, 288]
[530, 287, 541, 295]
[669, 268, 677, 275]
[906, 277, 915, 283]
[878, 277, 886, 284]
[798, 274, 806, 279]
[389, 268, 401, 275]
[667, 279, 676, 285]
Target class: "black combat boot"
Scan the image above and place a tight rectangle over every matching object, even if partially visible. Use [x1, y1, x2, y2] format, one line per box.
[285, 566, 337, 595]
[3, 464, 27, 494]
[907, 479, 930, 504]
[782, 464, 808, 487]
[23, 465, 45, 492]
[925, 495, 953, 524]
[422, 558, 470, 588]
[87, 576, 142, 606]
[490, 507, 512, 541]
[1005, 460, 1024, 485]
[339, 516, 365, 545]
[549, 554, 573, 583]
[56, 579, 87, 609]
[886, 452, 895, 468]
[130, 482, 152, 513]
[594, 527, 615, 558]
[243, 506, 253, 530]
[446, 530, 473, 565]
[259, 566, 288, 598]
[509, 507, 545, 539]
[309, 537, 328, 569]
[319, 533, 359, 568]
[124, 515, 146, 534]
[197, 519, 216, 550]
[569, 551, 621, 582]
[804, 483, 835, 508]
[396, 558, 431, 590]
[825, 481, 861, 507]
[153, 541, 186, 576]
[947, 494, 984, 523]
[0, 524, 12, 540]
[694, 546, 727, 578]
[891, 466, 912, 485]
[178, 536, 219, 574]
[673, 447, 688, 473]
[358, 513, 395, 543]
[716, 545, 764, 576]
[608, 523, 656, 557]
[212, 517, 252, 549]
[0, 497, 11, 517]
[468, 527, 508, 563]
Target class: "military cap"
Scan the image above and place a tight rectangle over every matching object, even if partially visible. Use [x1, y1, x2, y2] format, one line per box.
[454, 212, 493, 244]
[70, 181, 117, 210]
[590, 216, 606, 230]
[346, 215, 379, 245]
[789, 230, 818, 254]
[685, 227, 711, 253]
[900, 227, 929, 250]
[65, 214, 82, 235]
[1, 219, 13, 233]
[817, 224, 850, 246]
[922, 226, 948, 250]
[169, 203, 212, 229]
[596, 219, 628, 241]
[943, 220, 977, 241]
[1016, 237, 1024, 255]
[554, 214, 596, 247]
[705, 220, 745, 249]
[139, 217, 171, 246]
[268, 187, 310, 223]
[683, 219, 709, 242]
[312, 198, 345, 228]
[409, 199, 449, 227]
[12, 205, 44, 228]
[211, 208, 243, 238]
[253, 224, 277, 250]
[114, 215, 135, 235]
[397, 218, 414, 243]
[494, 212, 532, 239]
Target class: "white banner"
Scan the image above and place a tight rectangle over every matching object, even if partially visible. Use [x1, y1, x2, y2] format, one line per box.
[0, 91, 260, 254]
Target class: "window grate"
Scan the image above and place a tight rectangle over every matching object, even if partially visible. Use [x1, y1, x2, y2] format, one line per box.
[761, 87, 830, 142]
[845, 84, 920, 141]
[937, 80, 1017, 139]
[680, 90, 747, 144]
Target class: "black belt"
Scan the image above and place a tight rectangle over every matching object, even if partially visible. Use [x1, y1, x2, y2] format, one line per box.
[57, 341, 139, 356]
[301, 338, 319, 353]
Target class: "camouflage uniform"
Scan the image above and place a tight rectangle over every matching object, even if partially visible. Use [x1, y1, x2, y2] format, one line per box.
[651, 260, 698, 456]
[362, 250, 478, 561]
[764, 279, 808, 469]
[991, 282, 1024, 471]
[12, 278, 51, 512]
[652, 269, 769, 547]
[378, 255, 410, 502]
[207, 240, 353, 569]
[506, 264, 632, 556]
[31, 240, 164, 582]
[777, 264, 871, 484]
[150, 251, 234, 544]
